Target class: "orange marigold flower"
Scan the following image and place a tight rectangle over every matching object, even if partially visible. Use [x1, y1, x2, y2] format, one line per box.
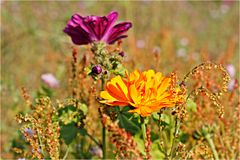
[100, 70, 185, 117]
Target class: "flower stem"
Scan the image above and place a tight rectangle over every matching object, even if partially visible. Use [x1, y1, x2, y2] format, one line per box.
[169, 117, 179, 159]
[101, 78, 106, 159]
[205, 134, 219, 160]
[63, 145, 70, 160]
[86, 132, 101, 147]
[158, 111, 168, 158]
[141, 117, 146, 141]
[102, 126, 106, 159]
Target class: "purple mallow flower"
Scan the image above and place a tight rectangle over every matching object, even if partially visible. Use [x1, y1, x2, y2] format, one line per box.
[64, 11, 132, 45]
[92, 65, 102, 74]
[41, 73, 59, 88]
[226, 64, 235, 78]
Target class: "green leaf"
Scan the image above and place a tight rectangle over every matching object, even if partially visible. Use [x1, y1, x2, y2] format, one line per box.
[186, 99, 197, 112]
[60, 123, 78, 145]
[79, 128, 87, 136]
[121, 106, 131, 112]
[133, 133, 145, 155]
[58, 105, 76, 115]
[113, 63, 126, 76]
[150, 131, 159, 142]
[58, 105, 78, 125]
[179, 133, 189, 143]
[152, 112, 170, 126]
[37, 85, 53, 97]
[79, 103, 88, 115]
[151, 141, 165, 159]
[118, 114, 140, 135]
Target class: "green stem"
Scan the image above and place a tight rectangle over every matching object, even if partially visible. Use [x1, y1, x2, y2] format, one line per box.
[169, 117, 179, 159]
[86, 132, 101, 147]
[102, 126, 106, 159]
[141, 117, 146, 141]
[63, 145, 70, 160]
[205, 134, 220, 160]
[37, 132, 47, 158]
[158, 113, 168, 158]
[101, 78, 106, 159]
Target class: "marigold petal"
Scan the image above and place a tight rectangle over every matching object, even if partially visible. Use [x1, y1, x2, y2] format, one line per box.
[128, 108, 141, 114]
[100, 91, 116, 100]
[157, 78, 171, 96]
[114, 76, 129, 98]
[129, 84, 140, 104]
[100, 100, 129, 106]
[106, 83, 128, 101]
[140, 107, 153, 117]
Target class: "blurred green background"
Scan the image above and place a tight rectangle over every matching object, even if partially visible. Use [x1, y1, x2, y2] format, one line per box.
[1, 1, 239, 158]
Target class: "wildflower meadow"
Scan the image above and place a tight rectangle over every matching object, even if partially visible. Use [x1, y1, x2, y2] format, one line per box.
[1, 1, 239, 160]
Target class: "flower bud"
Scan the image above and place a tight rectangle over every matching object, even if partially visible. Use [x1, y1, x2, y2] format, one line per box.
[119, 51, 125, 57]
[92, 65, 102, 74]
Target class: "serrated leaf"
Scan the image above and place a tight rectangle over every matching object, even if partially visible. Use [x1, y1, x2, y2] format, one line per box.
[60, 123, 78, 145]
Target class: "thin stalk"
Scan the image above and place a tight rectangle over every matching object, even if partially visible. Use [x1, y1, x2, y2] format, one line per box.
[158, 111, 168, 158]
[86, 132, 101, 147]
[37, 132, 47, 158]
[63, 145, 70, 160]
[101, 78, 106, 159]
[205, 134, 220, 160]
[141, 117, 146, 141]
[169, 117, 179, 159]
[102, 126, 106, 159]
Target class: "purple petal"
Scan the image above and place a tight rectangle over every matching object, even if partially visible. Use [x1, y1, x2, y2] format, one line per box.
[81, 16, 101, 40]
[64, 26, 92, 45]
[101, 11, 118, 41]
[106, 22, 132, 44]
[82, 12, 118, 41]
[107, 11, 118, 25]
[64, 14, 95, 45]
[108, 35, 128, 44]
[63, 11, 132, 45]
[70, 14, 96, 37]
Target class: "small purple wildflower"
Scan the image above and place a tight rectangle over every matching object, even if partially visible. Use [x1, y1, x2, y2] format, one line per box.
[64, 11, 132, 45]
[228, 79, 235, 91]
[89, 146, 103, 158]
[176, 48, 187, 57]
[119, 51, 125, 57]
[180, 37, 189, 46]
[41, 73, 59, 88]
[24, 128, 34, 137]
[92, 65, 102, 74]
[226, 64, 235, 78]
[136, 39, 145, 48]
